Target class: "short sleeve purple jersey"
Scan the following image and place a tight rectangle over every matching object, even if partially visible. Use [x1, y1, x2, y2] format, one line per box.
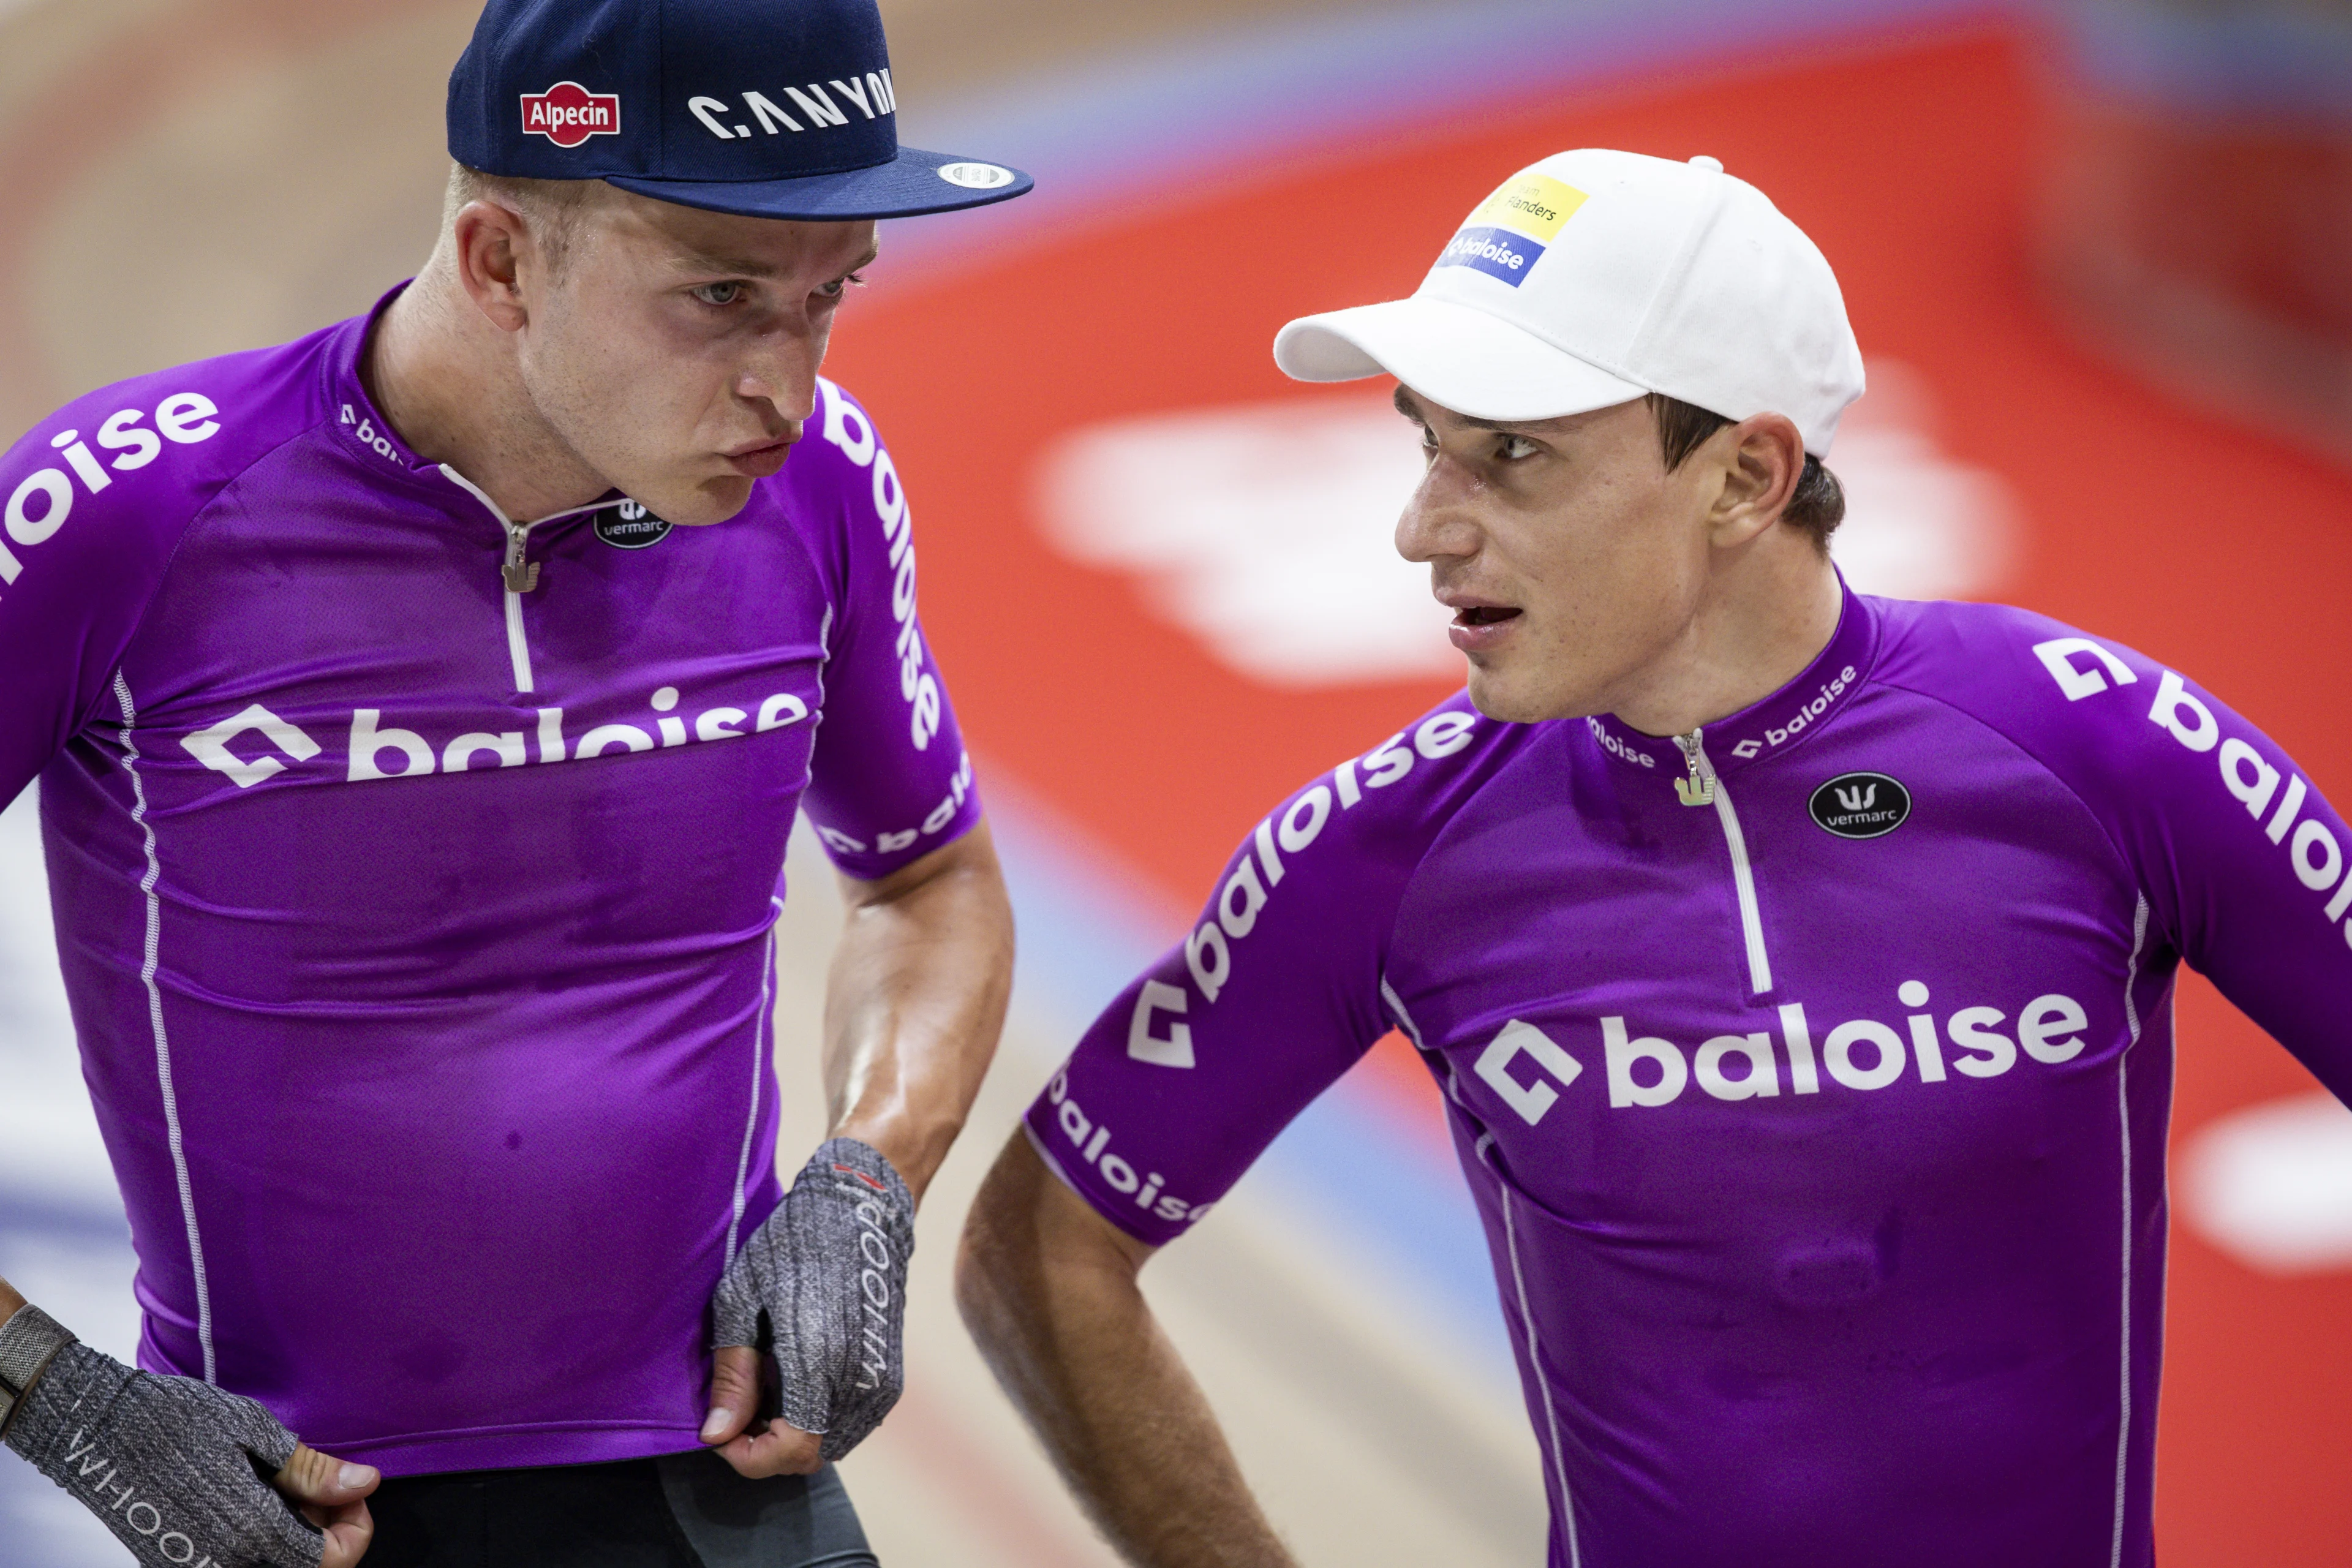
[1025, 584, 2352, 1568]
[0, 289, 981, 1475]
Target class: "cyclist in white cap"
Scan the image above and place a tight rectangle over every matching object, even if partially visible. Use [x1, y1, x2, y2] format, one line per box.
[958, 148, 2351, 1566]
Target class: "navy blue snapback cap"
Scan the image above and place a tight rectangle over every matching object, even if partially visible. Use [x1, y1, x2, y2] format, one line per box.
[447, 0, 1031, 221]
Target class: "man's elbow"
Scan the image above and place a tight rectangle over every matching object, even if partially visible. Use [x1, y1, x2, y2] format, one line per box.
[957, 1131, 1148, 1356]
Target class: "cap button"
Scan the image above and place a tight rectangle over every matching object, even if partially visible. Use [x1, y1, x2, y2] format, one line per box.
[1689, 155, 1724, 172]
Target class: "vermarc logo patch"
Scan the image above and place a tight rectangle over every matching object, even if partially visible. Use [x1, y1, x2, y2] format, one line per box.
[1809, 771, 1910, 839]
[594, 500, 671, 549]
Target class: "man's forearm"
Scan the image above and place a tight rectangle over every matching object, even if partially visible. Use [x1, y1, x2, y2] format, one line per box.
[823, 818, 1014, 1202]
[957, 1136, 1296, 1568]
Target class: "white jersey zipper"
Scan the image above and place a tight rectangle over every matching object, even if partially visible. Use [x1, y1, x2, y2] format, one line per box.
[439, 468, 606, 697]
[439, 466, 540, 693]
[498, 520, 540, 695]
[1674, 726, 1774, 996]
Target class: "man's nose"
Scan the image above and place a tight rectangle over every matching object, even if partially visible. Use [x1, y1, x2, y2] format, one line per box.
[1395, 456, 1480, 565]
[734, 326, 824, 426]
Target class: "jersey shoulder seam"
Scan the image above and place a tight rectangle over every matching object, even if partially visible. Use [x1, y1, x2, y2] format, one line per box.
[98, 412, 346, 734]
[1868, 668, 2149, 919]
[1376, 712, 1541, 1025]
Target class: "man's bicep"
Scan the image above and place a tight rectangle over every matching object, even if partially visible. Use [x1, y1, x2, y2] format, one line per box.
[1019, 698, 1499, 1246]
[1023, 957, 1382, 1249]
[1021, 821, 1399, 1248]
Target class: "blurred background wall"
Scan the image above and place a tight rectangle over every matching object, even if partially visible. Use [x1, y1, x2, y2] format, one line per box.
[2041, 0, 2352, 466]
[1, 0, 2348, 1564]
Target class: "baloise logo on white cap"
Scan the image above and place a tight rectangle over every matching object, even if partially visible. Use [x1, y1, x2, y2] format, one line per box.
[1434, 173, 1588, 288]
[1273, 148, 1868, 453]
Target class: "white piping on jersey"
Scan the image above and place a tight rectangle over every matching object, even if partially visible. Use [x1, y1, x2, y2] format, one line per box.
[1393, 976, 1571, 1553]
[1378, 979, 1424, 1050]
[726, 899, 785, 1263]
[437, 467, 605, 696]
[1673, 728, 1773, 995]
[2111, 893, 2150, 1568]
[1384, 978, 1482, 1126]
[112, 673, 217, 1384]
[1502, 1187, 1580, 1568]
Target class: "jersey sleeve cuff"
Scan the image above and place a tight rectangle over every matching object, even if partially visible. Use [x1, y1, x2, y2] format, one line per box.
[1021, 1088, 1215, 1249]
[810, 782, 983, 883]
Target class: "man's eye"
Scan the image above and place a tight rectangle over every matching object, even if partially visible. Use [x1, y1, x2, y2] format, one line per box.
[1417, 424, 1439, 450]
[692, 282, 747, 307]
[816, 271, 867, 301]
[1498, 434, 1540, 461]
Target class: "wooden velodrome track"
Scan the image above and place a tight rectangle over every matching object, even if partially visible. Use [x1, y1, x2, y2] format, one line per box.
[1, 1, 2347, 1564]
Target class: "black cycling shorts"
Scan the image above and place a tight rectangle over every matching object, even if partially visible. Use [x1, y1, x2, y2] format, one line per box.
[362, 1450, 878, 1567]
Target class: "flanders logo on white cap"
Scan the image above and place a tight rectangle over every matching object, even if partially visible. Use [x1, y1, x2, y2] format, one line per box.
[1435, 173, 1588, 288]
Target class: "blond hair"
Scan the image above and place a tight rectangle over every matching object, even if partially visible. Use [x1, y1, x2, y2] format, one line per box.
[442, 163, 600, 271]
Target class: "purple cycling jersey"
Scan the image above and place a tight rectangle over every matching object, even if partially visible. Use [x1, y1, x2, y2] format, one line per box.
[1027, 582, 2352, 1567]
[0, 289, 981, 1475]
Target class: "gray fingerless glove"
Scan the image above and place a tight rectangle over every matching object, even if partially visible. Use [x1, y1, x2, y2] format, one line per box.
[0, 1304, 323, 1568]
[713, 1138, 913, 1461]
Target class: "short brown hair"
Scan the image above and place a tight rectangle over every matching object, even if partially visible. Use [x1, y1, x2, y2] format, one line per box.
[443, 163, 597, 270]
[1645, 392, 1845, 551]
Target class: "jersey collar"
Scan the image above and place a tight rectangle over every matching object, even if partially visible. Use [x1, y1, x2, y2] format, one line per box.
[323, 282, 627, 525]
[1585, 576, 1883, 776]
[320, 283, 450, 494]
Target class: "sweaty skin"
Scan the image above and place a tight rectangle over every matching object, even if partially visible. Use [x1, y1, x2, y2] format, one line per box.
[704, 826, 1014, 1478]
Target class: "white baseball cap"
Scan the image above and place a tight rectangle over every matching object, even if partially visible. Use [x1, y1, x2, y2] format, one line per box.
[1273, 148, 1866, 456]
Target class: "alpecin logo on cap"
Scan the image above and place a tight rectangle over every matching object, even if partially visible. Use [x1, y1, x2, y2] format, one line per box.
[521, 81, 620, 149]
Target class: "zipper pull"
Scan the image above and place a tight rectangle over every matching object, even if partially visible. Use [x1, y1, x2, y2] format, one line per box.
[502, 526, 540, 594]
[1673, 729, 1716, 807]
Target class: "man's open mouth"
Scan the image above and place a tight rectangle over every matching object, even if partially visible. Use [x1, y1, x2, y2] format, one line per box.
[1455, 606, 1522, 627]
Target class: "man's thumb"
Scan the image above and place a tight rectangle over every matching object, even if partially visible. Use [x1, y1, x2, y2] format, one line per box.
[702, 1346, 761, 1445]
[273, 1442, 379, 1505]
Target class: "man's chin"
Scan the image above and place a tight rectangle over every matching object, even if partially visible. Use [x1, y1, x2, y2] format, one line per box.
[633, 475, 755, 528]
[1463, 664, 1535, 723]
[1464, 664, 1597, 726]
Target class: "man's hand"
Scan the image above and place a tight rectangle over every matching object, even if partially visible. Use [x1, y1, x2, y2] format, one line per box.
[271, 1445, 379, 1567]
[701, 1138, 914, 1478]
[0, 1302, 378, 1567]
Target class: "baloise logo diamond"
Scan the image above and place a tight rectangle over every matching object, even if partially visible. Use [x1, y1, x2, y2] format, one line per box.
[1809, 771, 1911, 839]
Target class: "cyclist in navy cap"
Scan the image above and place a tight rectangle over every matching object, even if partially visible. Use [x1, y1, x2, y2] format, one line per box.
[0, 1, 1028, 1563]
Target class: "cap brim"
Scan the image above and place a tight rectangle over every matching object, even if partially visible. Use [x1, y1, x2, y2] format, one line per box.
[1274, 297, 1647, 422]
[606, 146, 1031, 221]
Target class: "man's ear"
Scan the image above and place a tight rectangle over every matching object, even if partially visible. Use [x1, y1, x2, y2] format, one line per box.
[451, 200, 534, 334]
[1705, 413, 1805, 548]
